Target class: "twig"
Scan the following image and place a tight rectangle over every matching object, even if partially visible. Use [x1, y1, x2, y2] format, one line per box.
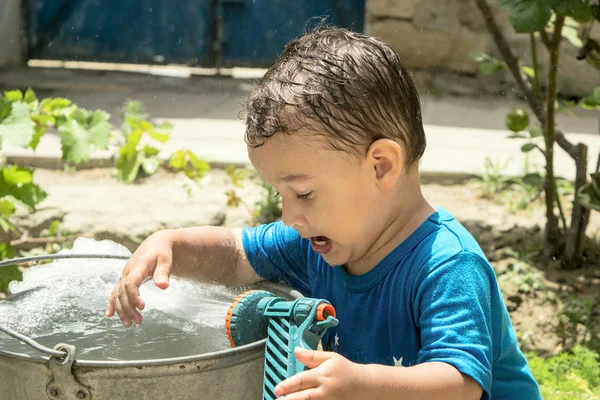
[543, 13, 565, 249]
[540, 30, 552, 50]
[530, 33, 542, 99]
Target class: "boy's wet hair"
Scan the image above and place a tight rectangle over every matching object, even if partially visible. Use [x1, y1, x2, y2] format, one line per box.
[243, 26, 426, 166]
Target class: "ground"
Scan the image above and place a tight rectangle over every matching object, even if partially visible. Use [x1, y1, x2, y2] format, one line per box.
[5, 167, 600, 357]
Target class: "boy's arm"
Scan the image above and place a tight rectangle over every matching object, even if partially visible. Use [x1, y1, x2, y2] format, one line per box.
[169, 227, 261, 286]
[365, 361, 483, 399]
[106, 226, 262, 326]
[275, 349, 483, 400]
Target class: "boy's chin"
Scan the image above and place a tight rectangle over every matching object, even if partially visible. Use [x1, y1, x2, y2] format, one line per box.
[321, 252, 349, 268]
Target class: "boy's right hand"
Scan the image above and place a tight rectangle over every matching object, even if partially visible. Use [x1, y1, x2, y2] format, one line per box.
[105, 230, 174, 328]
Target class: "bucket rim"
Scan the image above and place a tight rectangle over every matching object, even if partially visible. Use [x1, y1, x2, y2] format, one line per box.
[0, 336, 269, 367]
[0, 251, 301, 367]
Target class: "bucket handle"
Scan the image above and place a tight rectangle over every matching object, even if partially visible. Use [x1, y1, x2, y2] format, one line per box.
[0, 253, 130, 360]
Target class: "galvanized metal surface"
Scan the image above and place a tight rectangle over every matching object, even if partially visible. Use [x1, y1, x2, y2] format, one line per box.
[1, 275, 300, 400]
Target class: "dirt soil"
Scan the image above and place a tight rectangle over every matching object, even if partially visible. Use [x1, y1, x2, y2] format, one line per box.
[422, 176, 600, 355]
[5, 169, 600, 356]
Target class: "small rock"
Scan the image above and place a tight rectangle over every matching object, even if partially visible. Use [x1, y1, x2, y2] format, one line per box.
[506, 294, 523, 312]
[507, 294, 523, 306]
[13, 207, 66, 236]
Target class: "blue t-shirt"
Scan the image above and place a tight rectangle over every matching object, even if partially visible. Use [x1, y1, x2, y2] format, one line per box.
[241, 207, 541, 399]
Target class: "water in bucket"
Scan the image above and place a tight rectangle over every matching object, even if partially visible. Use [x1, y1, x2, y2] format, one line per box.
[0, 238, 240, 361]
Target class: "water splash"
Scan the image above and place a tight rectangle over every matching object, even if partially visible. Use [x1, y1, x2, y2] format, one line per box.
[0, 238, 239, 361]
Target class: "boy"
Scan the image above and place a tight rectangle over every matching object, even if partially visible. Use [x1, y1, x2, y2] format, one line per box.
[106, 27, 541, 399]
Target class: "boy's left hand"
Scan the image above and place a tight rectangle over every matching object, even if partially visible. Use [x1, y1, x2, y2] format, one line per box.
[274, 347, 368, 400]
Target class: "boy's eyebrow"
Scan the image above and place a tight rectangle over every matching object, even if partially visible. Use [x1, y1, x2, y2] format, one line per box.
[279, 174, 312, 182]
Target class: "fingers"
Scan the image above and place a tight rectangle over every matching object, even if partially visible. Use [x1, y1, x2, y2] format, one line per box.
[105, 233, 174, 328]
[152, 251, 172, 290]
[116, 255, 156, 327]
[275, 368, 320, 397]
[273, 388, 322, 400]
[294, 348, 334, 369]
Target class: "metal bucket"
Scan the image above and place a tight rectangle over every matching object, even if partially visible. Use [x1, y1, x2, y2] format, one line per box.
[0, 254, 300, 400]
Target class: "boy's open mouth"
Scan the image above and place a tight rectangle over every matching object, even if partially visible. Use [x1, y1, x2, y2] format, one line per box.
[310, 236, 332, 255]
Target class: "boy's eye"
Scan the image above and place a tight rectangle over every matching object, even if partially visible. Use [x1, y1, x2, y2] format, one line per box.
[296, 192, 313, 201]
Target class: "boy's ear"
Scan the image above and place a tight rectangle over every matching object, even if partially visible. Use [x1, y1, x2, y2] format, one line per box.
[366, 139, 404, 189]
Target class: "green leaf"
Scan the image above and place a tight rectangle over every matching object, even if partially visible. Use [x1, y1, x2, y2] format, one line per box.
[580, 87, 600, 109]
[551, 0, 594, 23]
[0, 216, 15, 233]
[480, 62, 504, 75]
[169, 150, 187, 170]
[576, 173, 600, 211]
[122, 100, 147, 119]
[139, 120, 153, 132]
[4, 90, 23, 102]
[0, 242, 16, 259]
[0, 264, 22, 292]
[143, 145, 160, 157]
[117, 153, 142, 183]
[529, 126, 543, 138]
[499, 0, 552, 33]
[521, 143, 537, 152]
[24, 88, 37, 104]
[187, 151, 210, 175]
[141, 157, 160, 175]
[2, 165, 33, 185]
[0, 166, 46, 210]
[0, 101, 35, 148]
[48, 220, 60, 237]
[167, 150, 210, 179]
[157, 122, 173, 132]
[562, 26, 584, 48]
[147, 130, 170, 143]
[522, 66, 535, 78]
[0, 199, 15, 217]
[11, 183, 48, 209]
[469, 52, 505, 75]
[522, 172, 544, 187]
[40, 98, 72, 113]
[28, 125, 47, 150]
[59, 109, 111, 164]
[0, 99, 12, 121]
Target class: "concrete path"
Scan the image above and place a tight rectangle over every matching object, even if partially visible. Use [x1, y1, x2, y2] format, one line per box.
[1, 67, 598, 180]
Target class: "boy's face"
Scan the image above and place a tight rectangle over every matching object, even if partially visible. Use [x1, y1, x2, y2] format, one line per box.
[248, 132, 388, 267]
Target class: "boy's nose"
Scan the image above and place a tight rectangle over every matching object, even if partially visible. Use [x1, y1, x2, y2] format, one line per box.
[281, 203, 307, 228]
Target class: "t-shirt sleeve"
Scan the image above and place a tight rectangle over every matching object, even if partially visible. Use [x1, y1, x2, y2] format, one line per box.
[413, 251, 495, 399]
[241, 221, 310, 295]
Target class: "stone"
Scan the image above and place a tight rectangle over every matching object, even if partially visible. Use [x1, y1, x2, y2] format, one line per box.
[506, 294, 523, 312]
[414, 0, 465, 34]
[367, 0, 419, 19]
[367, 21, 453, 68]
[457, 1, 487, 32]
[12, 207, 67, 236]
[446, 30, 489, 73]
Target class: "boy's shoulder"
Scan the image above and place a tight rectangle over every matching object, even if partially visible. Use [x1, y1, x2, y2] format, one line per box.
[410, 207, 490, 272]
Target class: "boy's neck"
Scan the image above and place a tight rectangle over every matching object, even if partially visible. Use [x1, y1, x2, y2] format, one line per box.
[344, 178, 435, 276]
